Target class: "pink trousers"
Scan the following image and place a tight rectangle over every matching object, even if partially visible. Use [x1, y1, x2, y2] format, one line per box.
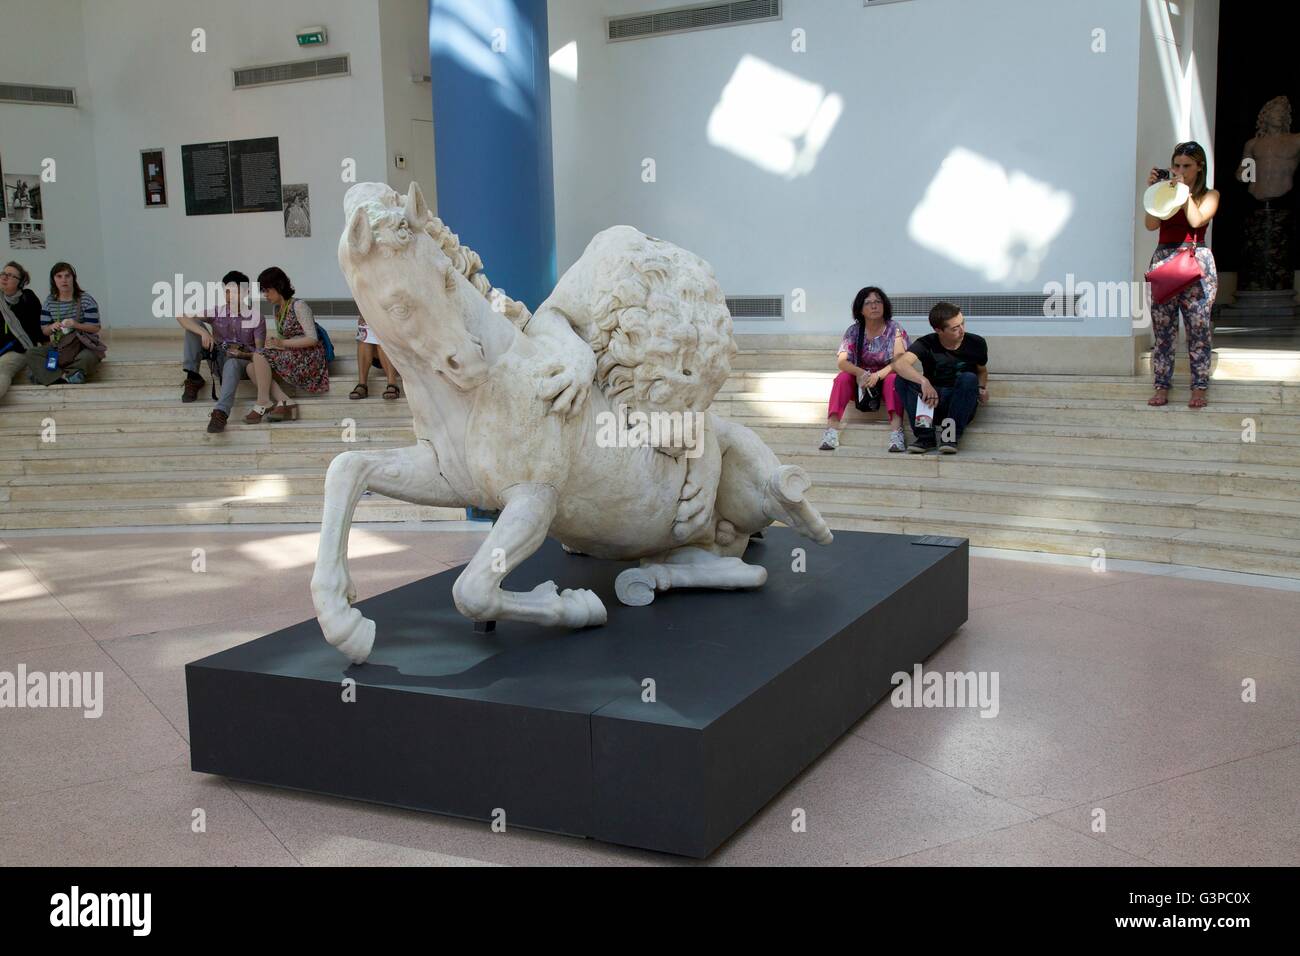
[828, 371, 901, 420]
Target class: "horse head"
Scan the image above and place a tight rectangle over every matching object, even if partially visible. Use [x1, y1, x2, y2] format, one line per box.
[339, 181, 492, 391]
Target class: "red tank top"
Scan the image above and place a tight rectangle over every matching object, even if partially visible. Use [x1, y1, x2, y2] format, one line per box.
[1158, 207, 1206, 245]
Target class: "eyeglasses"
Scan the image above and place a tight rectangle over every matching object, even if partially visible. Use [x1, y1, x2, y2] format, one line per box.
[0, 272, 22, 282]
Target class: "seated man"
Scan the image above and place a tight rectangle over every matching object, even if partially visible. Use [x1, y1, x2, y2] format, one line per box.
[176, 270, 265, 433]
[893, 301, 989, 454]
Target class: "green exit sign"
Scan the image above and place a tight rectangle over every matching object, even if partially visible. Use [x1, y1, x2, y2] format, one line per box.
[296, 27, 327, 46]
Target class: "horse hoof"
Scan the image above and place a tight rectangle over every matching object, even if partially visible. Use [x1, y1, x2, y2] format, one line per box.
[332, 614, 376, 664]
[561, 588, 607, 627]
[615, 568, 658, 607]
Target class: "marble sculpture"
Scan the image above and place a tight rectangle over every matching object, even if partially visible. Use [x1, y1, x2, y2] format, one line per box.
[312, 182, 833, 663]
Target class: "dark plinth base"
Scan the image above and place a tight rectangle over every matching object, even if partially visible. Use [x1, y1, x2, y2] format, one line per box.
[186, 529, 968, 858]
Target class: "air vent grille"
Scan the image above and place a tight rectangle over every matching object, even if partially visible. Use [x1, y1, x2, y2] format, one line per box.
[0, 82, 77, 107]
[260, 298, 360, 318]
[234, 55, 350, 90]
[727, 295, 784, 320]
[608, 0, 781, 42]
[891, 293, 1083, 319]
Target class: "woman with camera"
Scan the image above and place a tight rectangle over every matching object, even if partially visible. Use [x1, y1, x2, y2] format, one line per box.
[1143, 142, 1220, 409]
[819, 286, 910, 452]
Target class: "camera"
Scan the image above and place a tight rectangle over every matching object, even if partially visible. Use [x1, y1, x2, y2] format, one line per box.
[1154, 168, 1171, 181]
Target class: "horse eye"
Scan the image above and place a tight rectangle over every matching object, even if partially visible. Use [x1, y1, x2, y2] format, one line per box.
[683, 369, 693, 377]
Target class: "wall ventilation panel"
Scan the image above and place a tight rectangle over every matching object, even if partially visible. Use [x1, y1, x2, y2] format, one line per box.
[727, 295, 785, 320]
[233, 55, 350, 90]
[0, 83, 76, 107]
[608, 0, 781, 42]
[891, 293, 1084, 320]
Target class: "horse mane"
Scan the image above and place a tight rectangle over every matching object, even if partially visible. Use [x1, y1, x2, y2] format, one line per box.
[423, 217, 532, 330]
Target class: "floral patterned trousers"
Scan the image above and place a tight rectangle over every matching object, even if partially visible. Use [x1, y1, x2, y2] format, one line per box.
[1149, 244, 1217, 391]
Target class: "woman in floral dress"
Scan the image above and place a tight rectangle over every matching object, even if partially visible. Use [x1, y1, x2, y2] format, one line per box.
[248, 266, 329, 423]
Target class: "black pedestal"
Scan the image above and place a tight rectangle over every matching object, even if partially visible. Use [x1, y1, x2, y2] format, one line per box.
[186, 529, 968, 858]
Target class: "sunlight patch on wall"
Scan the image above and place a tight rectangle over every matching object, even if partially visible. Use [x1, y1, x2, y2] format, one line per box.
[707, 55, 843, 179]
[907, 147, 1075, 284]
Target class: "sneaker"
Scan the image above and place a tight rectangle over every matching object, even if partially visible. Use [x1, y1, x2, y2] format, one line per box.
[888, 428, 906, 453]
[65, 370, 86, 385]
[818, 428, 839, 451]
[207, 409, 228, 434]
[939, 442, 958, 455]
[182, 376, 203, 403]
[907, 439, 935, 455]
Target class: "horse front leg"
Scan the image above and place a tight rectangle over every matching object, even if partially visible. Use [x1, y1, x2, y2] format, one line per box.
[451, 483, 607, 628]
[313, 441, 464, 663]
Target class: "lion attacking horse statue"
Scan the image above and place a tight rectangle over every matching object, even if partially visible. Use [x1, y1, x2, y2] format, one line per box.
[311, 182, 833, 663]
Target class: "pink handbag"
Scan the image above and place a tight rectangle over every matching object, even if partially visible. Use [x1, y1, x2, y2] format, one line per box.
[1145, 243, 1204, 304]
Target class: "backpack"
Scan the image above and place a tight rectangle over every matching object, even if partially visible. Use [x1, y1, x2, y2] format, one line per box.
[315, 321, 335, 363]
[283, 300, 335, 363]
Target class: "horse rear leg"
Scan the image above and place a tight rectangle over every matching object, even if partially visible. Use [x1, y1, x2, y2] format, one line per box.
[615, 547, 767, 607]
[313, 441, 463, 663]
[451, 483, 607, 628]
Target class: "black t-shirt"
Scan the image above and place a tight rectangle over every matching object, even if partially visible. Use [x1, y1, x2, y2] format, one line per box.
[0, 289, 44, 356]
[908, 331, 988, 388]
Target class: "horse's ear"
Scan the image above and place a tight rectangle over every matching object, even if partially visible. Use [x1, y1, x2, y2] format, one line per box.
[346, 206, 373, 257]
[405, 181, 430, 228]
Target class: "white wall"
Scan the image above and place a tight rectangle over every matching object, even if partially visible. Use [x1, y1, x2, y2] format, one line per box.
[549, 0, 1145, 339]
[2, 0, 400, 327]
[79, 0, 392, 326]
[1132, 0, 1219, 293]
[378, 0, 437, 205]
[0, 0, 106, 305]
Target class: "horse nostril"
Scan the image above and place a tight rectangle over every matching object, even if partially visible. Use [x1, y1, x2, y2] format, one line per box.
[446, 354, 461, 371]
[683, 369, 693, 377]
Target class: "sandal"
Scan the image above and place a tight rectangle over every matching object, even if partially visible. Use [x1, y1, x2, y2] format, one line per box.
[349, 384, 368, 400]
[1148, 388, 1169, 407]
[243, 404, 269, 424]
[1188, 390, 1208, 409]
[383, 384, 400, 401]
[265, 402, 301, 423]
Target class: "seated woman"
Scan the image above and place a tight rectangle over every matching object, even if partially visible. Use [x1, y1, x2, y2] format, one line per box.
[820, 286, 909, 452]
[247, 266, 329, 422]
[0, 261, 44, 399]
[26, 261, 107, 385]
[350, 315, 400, 400]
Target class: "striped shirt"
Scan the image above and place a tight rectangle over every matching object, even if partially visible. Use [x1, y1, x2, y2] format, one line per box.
[42, 292, 100, 330]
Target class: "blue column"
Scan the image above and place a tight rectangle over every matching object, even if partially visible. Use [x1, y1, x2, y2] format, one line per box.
[429, 0, 557, 311]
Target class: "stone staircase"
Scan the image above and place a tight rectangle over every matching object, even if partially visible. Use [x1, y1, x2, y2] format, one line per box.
[3, 336, 1298, 578]
[0, 344, 453, 529]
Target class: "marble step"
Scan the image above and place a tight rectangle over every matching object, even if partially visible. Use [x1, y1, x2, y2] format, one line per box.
[768, 443, 1300, 501]
[810, 503, 1300, 578]
[0, 493, 464, 530]
[0, 398, 414, 428]
[745, 420, 1300, 466]
[716, 400, 1300, 435]
[717, 371, 1296, 405]
[1, 376, 404, 405]
[0, 444, 406, 478]
[0, 421, 416, 452]
[803, 472, 1300, 539]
